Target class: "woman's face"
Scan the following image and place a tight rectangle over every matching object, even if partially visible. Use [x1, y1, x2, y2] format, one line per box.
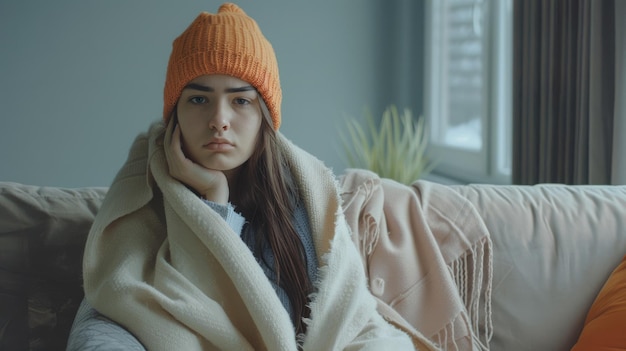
[176, 74, 263, 178]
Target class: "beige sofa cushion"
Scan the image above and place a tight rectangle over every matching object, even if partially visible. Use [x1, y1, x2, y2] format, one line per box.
[453, 184, 626, 351]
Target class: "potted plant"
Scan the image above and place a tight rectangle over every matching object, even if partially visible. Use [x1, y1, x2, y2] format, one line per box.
[339, 105, 435, 185]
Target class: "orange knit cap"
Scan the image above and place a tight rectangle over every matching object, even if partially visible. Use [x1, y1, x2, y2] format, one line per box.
[163, 3, 282, 130]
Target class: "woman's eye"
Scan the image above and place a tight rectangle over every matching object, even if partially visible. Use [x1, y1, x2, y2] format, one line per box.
[189, 96, 207, 104]
[234, 98, 250, 105]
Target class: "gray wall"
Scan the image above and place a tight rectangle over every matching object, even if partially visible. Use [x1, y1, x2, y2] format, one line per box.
[0, 0, 424, 187]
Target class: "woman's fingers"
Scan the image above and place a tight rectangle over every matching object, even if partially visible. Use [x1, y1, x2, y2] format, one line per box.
[171, 128, 184, 165]
[167, 125, 191, 176]
[163, 124, 229, 203]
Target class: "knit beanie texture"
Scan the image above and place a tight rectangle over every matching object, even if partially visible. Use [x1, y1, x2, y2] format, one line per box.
[163, 3, 282, 130]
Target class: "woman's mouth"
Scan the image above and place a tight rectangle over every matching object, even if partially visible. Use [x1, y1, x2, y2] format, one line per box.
[203, 139, 234, 151]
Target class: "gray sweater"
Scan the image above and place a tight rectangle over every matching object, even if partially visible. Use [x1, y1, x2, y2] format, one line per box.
[203, 199, 319, 321]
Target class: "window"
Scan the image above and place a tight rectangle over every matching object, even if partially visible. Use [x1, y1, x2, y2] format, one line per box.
[424, 0, 512, 184]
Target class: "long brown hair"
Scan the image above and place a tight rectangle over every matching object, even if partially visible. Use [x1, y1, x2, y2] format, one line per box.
[230, 99, 313, 336]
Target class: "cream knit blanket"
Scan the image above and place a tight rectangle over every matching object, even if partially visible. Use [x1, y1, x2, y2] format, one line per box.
[82, 121, 426, 351]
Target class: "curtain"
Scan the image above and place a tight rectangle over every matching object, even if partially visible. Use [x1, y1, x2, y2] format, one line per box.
[512, 0, 622, 185]
[613, 0, 626, 184]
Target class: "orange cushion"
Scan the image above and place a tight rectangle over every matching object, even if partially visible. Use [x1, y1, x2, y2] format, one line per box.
[571, 255, 626, 350]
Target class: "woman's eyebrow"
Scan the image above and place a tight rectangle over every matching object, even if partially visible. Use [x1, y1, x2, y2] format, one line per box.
[184, 83, 212, 92]
[225, 86, 255, 93]
[183, 83, 255, 93]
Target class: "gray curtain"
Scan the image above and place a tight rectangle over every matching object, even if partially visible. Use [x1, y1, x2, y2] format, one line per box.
[613, 0, 626, 185]
[512, 0, 618, 185]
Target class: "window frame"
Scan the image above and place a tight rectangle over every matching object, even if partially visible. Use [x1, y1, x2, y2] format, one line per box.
[423, 0, 512, 185]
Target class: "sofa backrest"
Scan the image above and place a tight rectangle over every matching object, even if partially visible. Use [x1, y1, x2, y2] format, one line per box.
[453, 184, 626, 351]
[2, 180, 625, 351]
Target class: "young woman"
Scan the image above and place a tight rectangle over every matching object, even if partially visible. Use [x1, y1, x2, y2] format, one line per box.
[67, 3, 433, 350]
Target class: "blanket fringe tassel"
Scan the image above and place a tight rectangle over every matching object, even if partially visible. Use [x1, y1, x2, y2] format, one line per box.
[434, 236, 494, 351]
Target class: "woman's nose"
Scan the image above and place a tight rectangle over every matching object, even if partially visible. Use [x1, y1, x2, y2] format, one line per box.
[209, 103, 230, 131]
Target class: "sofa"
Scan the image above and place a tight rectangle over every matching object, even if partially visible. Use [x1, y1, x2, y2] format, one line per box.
[1, 179, 625, 350]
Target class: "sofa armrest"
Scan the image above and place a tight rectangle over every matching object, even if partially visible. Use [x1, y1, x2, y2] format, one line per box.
[0, 182, 108, 350]
[67, 299, 146, 350]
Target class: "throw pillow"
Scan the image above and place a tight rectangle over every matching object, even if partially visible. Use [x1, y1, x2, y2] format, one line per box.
[571, 255, 626, 350]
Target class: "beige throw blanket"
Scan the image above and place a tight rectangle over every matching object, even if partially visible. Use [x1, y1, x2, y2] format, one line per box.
[339, 170, 493, 351]
[83, 121, 428, 351]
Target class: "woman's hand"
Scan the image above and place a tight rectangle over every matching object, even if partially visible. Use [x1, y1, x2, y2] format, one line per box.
[164, 123, 229, 204]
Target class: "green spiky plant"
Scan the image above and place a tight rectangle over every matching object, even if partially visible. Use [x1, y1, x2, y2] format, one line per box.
[339, 105, 435, 185]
